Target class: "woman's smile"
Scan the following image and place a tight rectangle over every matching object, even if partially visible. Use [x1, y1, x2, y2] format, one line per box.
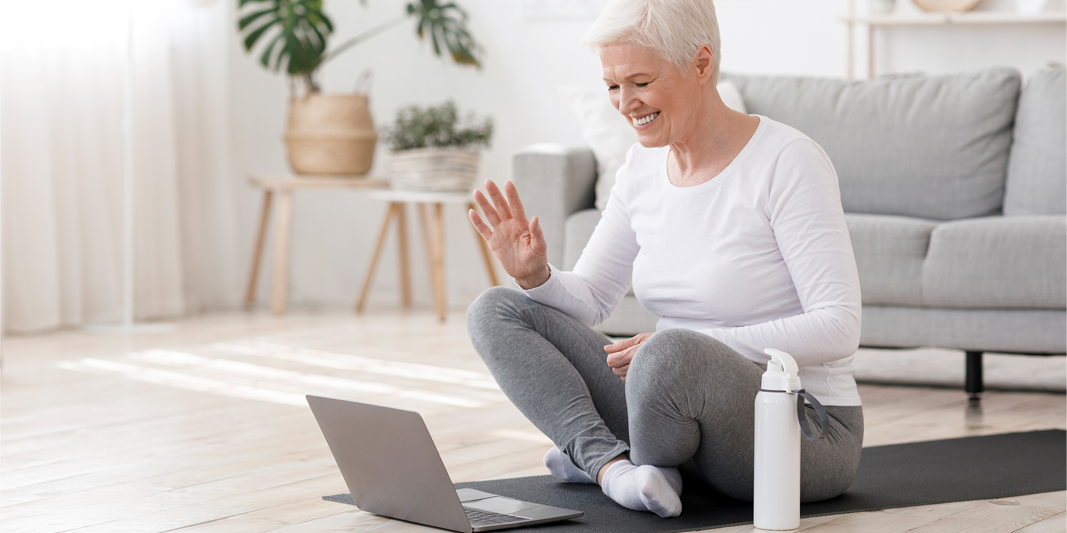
[633, 112, 660, 128]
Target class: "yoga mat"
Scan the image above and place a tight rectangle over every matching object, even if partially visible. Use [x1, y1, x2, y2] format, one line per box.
[324, 429, 1066, 532]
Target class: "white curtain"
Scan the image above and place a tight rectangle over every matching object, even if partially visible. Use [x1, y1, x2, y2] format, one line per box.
[0, 0, 240, 333]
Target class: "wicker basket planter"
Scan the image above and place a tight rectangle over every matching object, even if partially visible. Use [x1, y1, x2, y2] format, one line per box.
[285, 93, 378, 176]
[387, 147, 480, 192]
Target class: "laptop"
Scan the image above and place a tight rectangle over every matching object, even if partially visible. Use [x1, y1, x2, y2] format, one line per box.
[307, 395, 583, 533]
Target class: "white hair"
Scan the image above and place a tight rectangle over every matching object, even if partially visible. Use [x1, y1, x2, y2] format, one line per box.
[584, 0, 722, 85]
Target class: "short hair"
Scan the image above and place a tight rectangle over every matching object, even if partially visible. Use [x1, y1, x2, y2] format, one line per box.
[583, 0, 722, 85]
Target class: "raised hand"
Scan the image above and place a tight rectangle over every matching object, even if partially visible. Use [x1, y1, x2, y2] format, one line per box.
[604, 332, 654, 382]
[469, 180, 550, 290]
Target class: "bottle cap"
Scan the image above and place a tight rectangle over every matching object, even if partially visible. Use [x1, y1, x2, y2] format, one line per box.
[762, 348, 802, 392]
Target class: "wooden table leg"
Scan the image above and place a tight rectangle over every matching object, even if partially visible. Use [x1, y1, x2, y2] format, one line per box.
[468, 202, 499, 287]
[417, 205, 443, 322]
[270, 189, 294, 315]
[396, 203, 412, 309]
[245, 190, 273, 309]
[432, 203, 446, 322]
[356, 203, 399, 313]
[417, 203, 434, 287]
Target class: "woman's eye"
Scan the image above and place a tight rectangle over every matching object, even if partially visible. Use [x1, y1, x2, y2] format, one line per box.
[607, 85, 619, 91]
[636, 82, 650, 88]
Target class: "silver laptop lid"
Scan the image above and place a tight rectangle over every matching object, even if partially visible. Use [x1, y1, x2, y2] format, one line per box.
[307, 395, 472, 533]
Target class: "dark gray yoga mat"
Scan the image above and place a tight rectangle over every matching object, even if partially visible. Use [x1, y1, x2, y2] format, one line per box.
[324, 429, 1066, 532]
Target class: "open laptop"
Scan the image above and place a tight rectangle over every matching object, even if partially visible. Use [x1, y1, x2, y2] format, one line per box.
[307, 395, 583, 532]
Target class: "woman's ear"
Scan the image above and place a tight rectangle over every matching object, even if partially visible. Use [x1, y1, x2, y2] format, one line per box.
[692, 45, 714, 85]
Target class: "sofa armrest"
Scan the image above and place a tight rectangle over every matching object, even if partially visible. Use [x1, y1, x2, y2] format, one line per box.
[512, 144, 597, 266]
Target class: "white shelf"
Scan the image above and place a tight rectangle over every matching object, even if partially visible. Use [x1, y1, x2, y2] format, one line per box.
[845, 11, 1067, 26]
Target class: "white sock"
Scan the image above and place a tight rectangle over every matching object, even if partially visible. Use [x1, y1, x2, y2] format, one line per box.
[600, 459, 683, 518]
[543, 447, 596, 484]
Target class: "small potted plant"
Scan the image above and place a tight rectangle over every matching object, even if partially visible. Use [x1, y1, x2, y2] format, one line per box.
[237, 0, 483, 176]
[383, 101, 493, 191]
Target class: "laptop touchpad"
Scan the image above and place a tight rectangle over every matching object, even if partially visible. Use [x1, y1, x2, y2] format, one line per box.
[464, 496, 541, 516]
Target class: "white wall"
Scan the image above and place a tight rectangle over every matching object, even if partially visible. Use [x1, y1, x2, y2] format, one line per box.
[229, 0, 1065, 313]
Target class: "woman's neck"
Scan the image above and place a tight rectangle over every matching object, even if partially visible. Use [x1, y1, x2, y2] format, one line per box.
[667, 96, 760, 188]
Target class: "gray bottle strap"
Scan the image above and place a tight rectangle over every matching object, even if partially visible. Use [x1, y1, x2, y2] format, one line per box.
[796, 389, 829, 441]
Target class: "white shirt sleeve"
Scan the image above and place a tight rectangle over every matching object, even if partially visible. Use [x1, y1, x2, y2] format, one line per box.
[520, 152, 640, 327]
[698, 140, 862, 367]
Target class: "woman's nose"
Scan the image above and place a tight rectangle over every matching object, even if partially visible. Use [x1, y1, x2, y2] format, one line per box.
[618, 87, 640, 115]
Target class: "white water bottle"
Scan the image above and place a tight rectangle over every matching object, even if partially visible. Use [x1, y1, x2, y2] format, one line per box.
[754, 348, 828, 531]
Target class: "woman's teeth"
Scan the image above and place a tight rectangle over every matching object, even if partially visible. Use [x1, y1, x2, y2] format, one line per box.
[634, 112, 659, 126]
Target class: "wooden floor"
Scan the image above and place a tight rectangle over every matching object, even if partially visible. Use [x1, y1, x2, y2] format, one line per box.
[2, 309, 1064, 533]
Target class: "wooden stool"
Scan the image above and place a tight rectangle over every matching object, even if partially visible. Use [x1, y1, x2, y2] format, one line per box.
[244, 174, 389, 315]
[356, 190, 499, 321]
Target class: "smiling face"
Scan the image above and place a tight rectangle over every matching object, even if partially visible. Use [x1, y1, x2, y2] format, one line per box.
[600, 42, 707, 148]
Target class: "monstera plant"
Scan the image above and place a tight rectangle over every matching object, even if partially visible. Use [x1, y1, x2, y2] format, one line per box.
[238, 0, 481, 94]
[236, 0, 483, 175]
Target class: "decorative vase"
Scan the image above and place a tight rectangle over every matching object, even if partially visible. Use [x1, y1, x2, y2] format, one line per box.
[285, 93, 377, 176]
[387, 147, 480, 192]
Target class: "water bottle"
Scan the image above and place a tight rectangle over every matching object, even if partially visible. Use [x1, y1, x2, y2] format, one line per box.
[754, 348, 828, 531]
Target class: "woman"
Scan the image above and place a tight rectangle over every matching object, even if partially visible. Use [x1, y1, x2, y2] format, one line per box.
[466, 0, 863, 518]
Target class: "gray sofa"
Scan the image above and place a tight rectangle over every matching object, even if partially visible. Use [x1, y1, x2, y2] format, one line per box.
[513, 66, 1066, 399]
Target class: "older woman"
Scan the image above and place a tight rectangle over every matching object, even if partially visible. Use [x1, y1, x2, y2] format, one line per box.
[466, 0, 863, 518]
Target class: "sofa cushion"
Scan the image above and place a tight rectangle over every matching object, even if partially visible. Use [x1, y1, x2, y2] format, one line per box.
[726, 68, 1020, 221]
[861, 305, 1066, 354]
[563, 208, 602, 270]
[1004, 67, 1067, 216]
[595, 295, 660, 336]
[922, 216, 1067, 309]
[845, 214, 937, 306]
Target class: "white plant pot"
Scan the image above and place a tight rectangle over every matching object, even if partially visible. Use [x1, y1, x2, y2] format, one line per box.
[869, 0, 896, 14]
[387, 148, 481, 192]
[1015, 0, 1048, 15]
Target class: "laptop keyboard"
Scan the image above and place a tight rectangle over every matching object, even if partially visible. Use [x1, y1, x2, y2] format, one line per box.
[464, 506, 532, 526]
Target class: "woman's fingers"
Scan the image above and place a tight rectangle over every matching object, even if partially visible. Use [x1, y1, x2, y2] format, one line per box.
[505, 181, 527, 222]
[606, 347, 633, 368]
[469, 210, 493, 241]
[484, 179, 513, 220]
[530, 216, 547, 250]
[604, 334, 640, 354]
[472, 189, 501, 227]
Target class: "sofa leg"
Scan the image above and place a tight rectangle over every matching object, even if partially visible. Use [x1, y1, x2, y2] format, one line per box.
[965, 351, 984, 405]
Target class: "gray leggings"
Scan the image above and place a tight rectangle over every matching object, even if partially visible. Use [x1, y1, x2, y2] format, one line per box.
[467, 287, 863, 503]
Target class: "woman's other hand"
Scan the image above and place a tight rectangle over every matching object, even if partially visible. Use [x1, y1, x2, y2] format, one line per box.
[470, 180, 550, 290]
[604, 332, 654, 382]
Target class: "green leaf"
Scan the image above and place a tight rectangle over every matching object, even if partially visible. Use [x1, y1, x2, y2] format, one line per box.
[237, 0, 334, 77]
[243, 19, 277, 51]
[305, 6, 333, 33]
[238, 7, 276, 30]
[406, 0, 482, 68]
[259, 32, 285, 69]
[302, 18, 327, 54]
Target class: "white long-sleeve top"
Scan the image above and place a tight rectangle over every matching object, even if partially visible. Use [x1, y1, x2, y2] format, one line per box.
[523, 116, 863, 406]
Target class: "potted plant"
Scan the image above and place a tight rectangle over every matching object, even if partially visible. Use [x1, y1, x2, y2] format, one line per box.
[383, 101, 493, 191]
[237, 0, 482, 176]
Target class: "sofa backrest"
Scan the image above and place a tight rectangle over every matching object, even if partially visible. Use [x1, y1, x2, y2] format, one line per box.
[1003, 66, 1067, 216]
[725, 68, 1021, 221]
